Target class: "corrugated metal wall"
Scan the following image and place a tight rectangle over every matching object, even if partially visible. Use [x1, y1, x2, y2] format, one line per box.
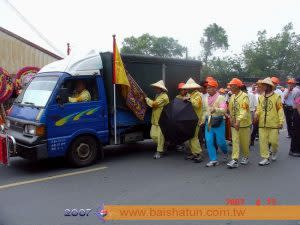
[0, 30, 59, 74]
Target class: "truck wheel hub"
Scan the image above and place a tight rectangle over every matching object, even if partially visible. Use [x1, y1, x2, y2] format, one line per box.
[76, 143, 90, 159]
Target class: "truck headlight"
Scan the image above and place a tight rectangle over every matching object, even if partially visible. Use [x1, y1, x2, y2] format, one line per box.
[24, 124, 46, 136]
[6, 119, 10, 128]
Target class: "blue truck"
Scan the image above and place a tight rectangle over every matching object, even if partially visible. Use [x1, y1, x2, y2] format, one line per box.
[4, 50, 202, 167]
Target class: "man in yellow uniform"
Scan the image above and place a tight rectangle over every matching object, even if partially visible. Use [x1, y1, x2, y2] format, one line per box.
[182, 78, 203, 163]
[68, 80, 91, 103]
[145, 80, 169, 159]
[227, 78, 252, 168]
[254, 77, 285, 166]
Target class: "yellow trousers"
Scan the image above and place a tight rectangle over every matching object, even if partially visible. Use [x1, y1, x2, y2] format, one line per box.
[259, 128, 279, 159]
[231, 127, 250, 160]
[188, 125, 202, 155]
[150, 125, 165, 152]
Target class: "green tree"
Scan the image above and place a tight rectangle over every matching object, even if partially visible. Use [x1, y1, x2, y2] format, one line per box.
[243, 23, 300, 78]
[121, 33, 186, 58]
[200, 23, 229, 64]
[201, 55, 244, 85]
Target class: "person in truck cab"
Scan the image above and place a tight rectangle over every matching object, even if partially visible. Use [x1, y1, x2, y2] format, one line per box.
[68, 80, 91, 103]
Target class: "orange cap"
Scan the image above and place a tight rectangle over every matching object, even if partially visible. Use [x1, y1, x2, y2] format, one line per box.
[287, 79, 296, 84]
[178, 82, 185, 90]
[206, 76, 215, 82]
[228, 78, 243, 87]
[271, 76, 280, 84]
[219, 88, 225, 94]
[207, 79, 218, 88]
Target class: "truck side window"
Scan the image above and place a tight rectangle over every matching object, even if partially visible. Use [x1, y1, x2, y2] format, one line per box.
[60, 78, 99, 104]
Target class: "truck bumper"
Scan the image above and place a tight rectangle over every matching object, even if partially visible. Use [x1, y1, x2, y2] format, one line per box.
[6, 130, 48, 160]
[15, 142, 48, 160]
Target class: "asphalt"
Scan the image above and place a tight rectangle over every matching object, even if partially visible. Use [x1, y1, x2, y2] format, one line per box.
[0, 129, 299, 225]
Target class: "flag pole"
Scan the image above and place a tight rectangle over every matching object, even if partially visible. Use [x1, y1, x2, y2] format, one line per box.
[112, 34, 117, 145]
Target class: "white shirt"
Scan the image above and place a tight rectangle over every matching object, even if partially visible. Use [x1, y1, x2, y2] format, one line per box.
[248, 92, 257, 112]
[283, 89, 294, 106]
[274, 88, 284, 103]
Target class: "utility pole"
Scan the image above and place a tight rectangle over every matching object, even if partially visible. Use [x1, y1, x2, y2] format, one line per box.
[185, 47, 188, 59]
[67, 43, 71, 55]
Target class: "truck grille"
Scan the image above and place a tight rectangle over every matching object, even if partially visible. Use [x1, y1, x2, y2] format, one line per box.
[10, 120, 24, 132]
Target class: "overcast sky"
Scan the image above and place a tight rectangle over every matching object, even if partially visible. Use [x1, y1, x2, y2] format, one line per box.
[1, 0, 300, 58]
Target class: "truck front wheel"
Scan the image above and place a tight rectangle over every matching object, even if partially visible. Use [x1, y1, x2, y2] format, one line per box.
[67, 136, 98, 167]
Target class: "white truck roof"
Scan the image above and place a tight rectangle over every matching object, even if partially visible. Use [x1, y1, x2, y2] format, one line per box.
[39, 49, 103, 76]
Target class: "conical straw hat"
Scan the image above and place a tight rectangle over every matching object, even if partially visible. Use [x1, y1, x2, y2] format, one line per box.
[182, 78, 200, 89]
[150, 80, 168, 92]
[261, 77, 274, 87]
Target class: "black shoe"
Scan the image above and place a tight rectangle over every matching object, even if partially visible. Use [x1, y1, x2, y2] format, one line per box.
[185, 154, 195, 160]
[289, 152, 300, 157]
[193, 154, 203, 163]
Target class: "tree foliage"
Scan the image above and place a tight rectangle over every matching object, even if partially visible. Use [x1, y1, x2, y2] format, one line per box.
[201, 55, 244, 85]
[202, 22, 300, 84]
[121, 33, 186, 58]
[243, 23, 300, 79]
[200, 23, 229, 64]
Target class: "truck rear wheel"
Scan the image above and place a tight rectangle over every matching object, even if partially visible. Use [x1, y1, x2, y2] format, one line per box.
[67, 136, 98, 167]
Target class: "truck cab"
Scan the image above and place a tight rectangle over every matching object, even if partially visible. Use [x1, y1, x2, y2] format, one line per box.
[6, 50, 110, 167]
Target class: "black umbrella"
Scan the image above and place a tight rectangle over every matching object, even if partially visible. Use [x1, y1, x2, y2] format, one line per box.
[159, 98, 198, 145]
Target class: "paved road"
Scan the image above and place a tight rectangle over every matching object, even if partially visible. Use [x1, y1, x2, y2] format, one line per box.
[0, 129, 299, 225]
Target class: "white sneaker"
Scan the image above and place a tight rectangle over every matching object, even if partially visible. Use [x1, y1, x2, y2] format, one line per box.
[259, 158, 270, 166]
[227, 159, 239, 168]
[271, 152, 278, 161]
[206, 161, 219, 167]
[240, 157, 249, 165]
[153, 152, 163, 159]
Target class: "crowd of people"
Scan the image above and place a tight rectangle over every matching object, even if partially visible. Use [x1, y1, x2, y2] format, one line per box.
[145, 75, 300, 168]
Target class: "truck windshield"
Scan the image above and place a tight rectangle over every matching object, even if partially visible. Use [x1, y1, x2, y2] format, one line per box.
[16, 76, 59, 108]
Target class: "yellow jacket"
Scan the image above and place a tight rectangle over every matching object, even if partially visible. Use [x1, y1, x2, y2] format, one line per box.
[202, 94, 226, 123]
[256, 92, 285, 128]
[176, 93, 190, 100]
[228, 91, 252, 128]
[176, 95, 185, 100]
[146, 92, 169, 125]
[69, 89, 91, 103]
[189, 90, 202, 120]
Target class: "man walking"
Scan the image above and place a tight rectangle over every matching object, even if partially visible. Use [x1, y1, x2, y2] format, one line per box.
[182, 78, 204, 163]
[254, 77, 285, 166]
[145, 80, 169, 159]
[283, 79, 296, 138]
[227, 78, 252, 168]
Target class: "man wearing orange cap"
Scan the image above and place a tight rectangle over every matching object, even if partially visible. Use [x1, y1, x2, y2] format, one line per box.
[283, 79, 296, 138]
[176, 82, 188, 100]
[227, 78, 252, 168]
[271, 76, 284, 102]
[202, 78, 228, 167]
[254, 77, 285, 166]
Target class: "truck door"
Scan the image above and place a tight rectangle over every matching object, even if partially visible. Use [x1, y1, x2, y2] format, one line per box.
[46, 77, 108, 157]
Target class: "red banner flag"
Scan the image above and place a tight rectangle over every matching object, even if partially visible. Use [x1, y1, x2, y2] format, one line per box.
[112, 35, 147, 120]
